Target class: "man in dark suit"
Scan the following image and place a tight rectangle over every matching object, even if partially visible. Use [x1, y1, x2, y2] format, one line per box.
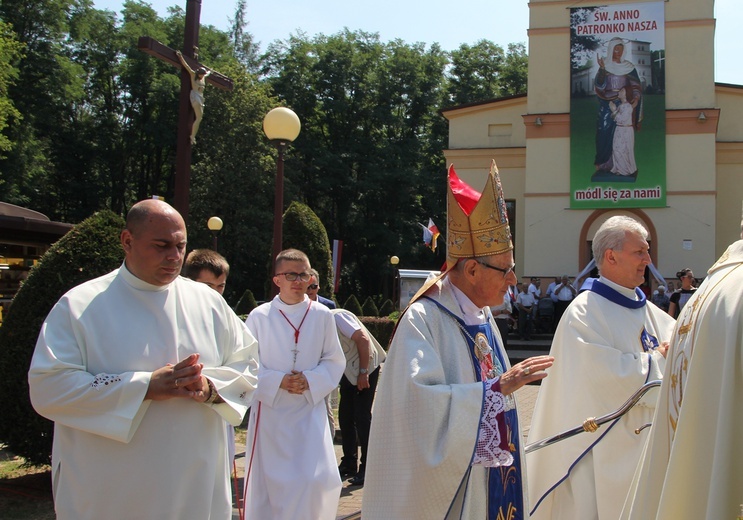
[308, 268, 337, 309]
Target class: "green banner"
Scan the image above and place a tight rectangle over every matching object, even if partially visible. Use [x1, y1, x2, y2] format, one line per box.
[570, 2, 666, 209]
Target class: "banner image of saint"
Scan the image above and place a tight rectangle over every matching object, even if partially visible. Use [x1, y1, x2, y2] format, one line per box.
[569, 2, 666, 209]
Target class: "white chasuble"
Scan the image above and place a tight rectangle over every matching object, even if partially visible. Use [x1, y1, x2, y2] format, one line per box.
[526, 277, 675, 520]
[362, 279, 528, 520]
[621, 239, 743, 520]
[29, 265, 259, 520]
[243, 296, 345, 520]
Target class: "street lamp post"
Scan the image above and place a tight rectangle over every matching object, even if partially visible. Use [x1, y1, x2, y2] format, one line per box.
[264, 107, 301, 297]
[390, 255, 400, 310]
[207, 216, 223, 251]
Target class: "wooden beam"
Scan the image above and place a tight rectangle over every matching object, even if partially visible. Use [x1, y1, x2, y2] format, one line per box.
[137, 36, 234, 91]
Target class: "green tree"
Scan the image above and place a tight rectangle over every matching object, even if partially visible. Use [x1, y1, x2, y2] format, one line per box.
[0, 210, 125, 465]
[0, 0, 81, 212]
[447, 40, 506, 105]
[228, 0, 260, 71]
[0, 22, 23, 159]
[501, 43, 529, 96]
[570, 8, 602, 74]
[264, 30, 449, 303]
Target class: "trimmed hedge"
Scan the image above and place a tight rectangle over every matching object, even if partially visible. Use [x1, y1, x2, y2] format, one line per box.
[377, 299, 395, 317]
[0, 210, 126, 465]
[360, 296, 379, 317]
[360, 317, 396, 351]
[343, 295, 363, 316]
[282, 202, 334, 297]
[235, 288, 258, 315]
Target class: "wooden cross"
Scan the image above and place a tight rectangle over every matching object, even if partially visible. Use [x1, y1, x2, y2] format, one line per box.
[137, 0, 234, 224]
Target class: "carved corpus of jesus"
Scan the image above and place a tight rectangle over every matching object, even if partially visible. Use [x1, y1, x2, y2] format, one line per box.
[176, 50, 212, 144]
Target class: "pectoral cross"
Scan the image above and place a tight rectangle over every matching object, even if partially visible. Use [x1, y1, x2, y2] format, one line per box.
[137, 0, 234, 224]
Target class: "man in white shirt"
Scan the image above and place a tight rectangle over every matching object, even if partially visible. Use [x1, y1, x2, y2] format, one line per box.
[516, 284, 536, 340]
[29, 199, 259, 520]
[490, 293, 513, 348]
[332, 308, 386, 487]
[550, 274, 577, 325]
[528, 277, 542, 301]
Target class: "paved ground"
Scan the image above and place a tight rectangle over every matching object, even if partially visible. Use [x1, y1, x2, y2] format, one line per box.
[231, 383, 541, 519]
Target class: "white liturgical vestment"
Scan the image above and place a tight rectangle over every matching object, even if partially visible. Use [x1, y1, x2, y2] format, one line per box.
[244, 295, 345, 520]
[621, 239, 743, 520]
[362, 278, 527, 520]
[28, 264, 259, 520]
[526, 276, 674, 520]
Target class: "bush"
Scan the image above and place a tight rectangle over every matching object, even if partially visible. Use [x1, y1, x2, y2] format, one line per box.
[0, 210, 126, 466]
[360, 317, 396, 351]
[360, 296, 379, 317]
[378, 299, 394, 317]
[282, 202, 333, 296]
[343, 295, 363, 316]
[235, 288, 258, 315]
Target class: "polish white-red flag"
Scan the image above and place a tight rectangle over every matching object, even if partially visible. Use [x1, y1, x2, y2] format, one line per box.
[419, 218, 440, 251]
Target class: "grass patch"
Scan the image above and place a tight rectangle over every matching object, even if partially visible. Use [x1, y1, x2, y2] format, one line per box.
[0, 446, 54, 520]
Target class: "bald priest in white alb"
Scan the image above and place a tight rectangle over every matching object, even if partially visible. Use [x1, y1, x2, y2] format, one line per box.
[29, 200, 259, 520]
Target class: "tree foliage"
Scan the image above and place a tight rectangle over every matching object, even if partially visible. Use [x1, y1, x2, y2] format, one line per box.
[0, 21, 24, 159]
[0, 4, 528, 313]
[447, 40, 528, 104]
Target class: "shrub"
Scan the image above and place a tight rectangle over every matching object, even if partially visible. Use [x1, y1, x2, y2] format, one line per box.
[282, 202, 333, 295]
[343, 295, 363, 316]
[360, 317, 396, 351]
[235, 288, 258, 315]
[360, 296, 379, 317]
[378, 299, 394, 317]
[0, 210, 126, 466]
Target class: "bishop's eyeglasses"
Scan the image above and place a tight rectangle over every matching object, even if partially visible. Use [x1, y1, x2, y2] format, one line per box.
[477, 260, 516, 278]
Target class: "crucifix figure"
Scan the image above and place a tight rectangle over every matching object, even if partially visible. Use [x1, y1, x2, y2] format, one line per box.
[176, 50, 211, 145]
[137, 0, 233, 223]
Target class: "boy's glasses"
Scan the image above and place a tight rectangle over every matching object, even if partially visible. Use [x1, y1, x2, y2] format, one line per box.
[276, 272, 311, 282]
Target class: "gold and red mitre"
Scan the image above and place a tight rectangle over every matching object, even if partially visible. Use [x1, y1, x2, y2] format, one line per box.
[446, 160, 513, 271]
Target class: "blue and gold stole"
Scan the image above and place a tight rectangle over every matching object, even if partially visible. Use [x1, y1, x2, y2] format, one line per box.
[425, 297, 525, 520]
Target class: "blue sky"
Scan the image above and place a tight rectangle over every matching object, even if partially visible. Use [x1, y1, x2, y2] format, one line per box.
[94, 0, 742, 85]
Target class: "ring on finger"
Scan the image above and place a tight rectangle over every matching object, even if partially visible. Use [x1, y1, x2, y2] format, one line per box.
[175, 378, 179, 388]
[524, 366, 531, 376]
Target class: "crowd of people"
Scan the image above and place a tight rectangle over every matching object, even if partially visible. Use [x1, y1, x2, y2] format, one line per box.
[27, 175, 742, 519]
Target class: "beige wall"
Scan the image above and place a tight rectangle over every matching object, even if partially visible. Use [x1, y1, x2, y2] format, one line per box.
[447, 97, 527, 149]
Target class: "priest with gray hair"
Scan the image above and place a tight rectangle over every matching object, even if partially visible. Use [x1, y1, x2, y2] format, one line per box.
[527, 215, 675, 520]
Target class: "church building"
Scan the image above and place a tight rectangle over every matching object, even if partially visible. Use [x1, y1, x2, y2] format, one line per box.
[442, 0, 743, 283]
